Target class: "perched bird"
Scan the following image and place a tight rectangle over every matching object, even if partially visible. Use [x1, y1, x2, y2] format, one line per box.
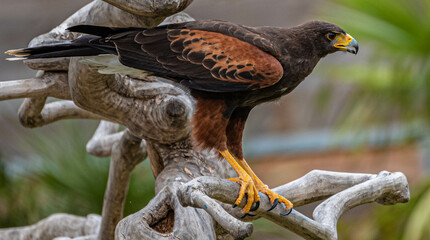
[6, 20, 358, 215]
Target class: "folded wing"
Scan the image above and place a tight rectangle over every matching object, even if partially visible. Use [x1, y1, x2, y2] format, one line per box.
[110, 23, 284, 92]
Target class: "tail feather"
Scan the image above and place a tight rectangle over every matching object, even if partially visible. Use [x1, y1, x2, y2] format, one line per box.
[5, 44, 106, 60]
[5, 57, 27, 61]
[5, 48, 32, 56]
[5, 26, 127, 60]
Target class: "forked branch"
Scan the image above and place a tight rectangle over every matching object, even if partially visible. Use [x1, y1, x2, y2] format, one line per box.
[0, 170, 409, 240]
[178, 170, 409, 240]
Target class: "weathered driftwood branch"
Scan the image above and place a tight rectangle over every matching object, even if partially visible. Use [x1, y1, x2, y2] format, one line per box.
[0, 0, 410, 239]
[0, 214, 101, 240]
[98, 130, 147, 240]
[86, 121, 123, 157]
[100, 0, 193, 17]
[25, 0, 168, 51]
[18, 99, 104, 128]
[0, 71, 70, 101]
[176, 170, 409, 240]
[0, 69, 104, 128]
[312, 171, 409, 239]
[0, 170, 409, 240]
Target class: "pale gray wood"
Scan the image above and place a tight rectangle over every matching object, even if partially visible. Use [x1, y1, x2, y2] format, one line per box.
[100, 0, 194, 17]
[18, 100, 104, 128]
[0, 71, 70, 100]
[54, 236, 97, 240]
[0, 214, 101, 240]
[177, 171, 409, 239]
[86, 121, 123, 157]
[98, 130, 147, 240]
[0, 170, 408, 240]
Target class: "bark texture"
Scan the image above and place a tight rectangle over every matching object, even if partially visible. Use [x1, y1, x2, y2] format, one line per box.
[0, 1, 410, 240]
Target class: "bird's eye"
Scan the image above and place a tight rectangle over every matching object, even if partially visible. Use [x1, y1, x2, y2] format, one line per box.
[326, 32, 336, 41]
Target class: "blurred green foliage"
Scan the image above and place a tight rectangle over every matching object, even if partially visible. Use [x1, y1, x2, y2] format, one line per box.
[0, 120, 154, 227]
[322, 0, 430, 239]
[322, 0, 430, 128]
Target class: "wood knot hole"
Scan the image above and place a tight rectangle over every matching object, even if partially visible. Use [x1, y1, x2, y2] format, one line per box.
[166, 99, 186, 118]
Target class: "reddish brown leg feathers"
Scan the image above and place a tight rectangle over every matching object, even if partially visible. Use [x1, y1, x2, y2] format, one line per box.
[191, 98, 230, 151]
[226, 107, 250, 160]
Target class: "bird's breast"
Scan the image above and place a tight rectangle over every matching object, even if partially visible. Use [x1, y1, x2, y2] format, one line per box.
[234, 76, 301, 107]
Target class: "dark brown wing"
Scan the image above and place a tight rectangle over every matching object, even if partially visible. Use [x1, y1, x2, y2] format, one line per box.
[112, 22, 283, 92]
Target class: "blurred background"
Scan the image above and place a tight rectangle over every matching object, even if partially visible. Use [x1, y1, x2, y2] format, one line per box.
[1, 0, 429, 239]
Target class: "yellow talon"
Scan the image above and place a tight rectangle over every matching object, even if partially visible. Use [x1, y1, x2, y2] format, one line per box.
[257, 184, 293, 211]
[220, 150, 261, 213]
[234, 157, 293, 212]
[227, 175, 260, 213]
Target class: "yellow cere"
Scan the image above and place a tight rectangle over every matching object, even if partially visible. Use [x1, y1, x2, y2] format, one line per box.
[333, 33, 354, 51]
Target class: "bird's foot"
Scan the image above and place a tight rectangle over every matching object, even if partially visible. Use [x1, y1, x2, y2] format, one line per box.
[256, 184, 293, 214]
[227, 174, 260, 214]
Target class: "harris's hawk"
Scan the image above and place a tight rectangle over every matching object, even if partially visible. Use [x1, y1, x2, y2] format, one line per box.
[6, 20, 359, 215]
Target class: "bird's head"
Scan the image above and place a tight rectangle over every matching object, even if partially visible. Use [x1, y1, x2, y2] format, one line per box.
[294, 21, 359, 57]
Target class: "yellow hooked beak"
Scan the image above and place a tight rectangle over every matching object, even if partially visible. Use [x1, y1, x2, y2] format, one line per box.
[333, 33, 359, 54]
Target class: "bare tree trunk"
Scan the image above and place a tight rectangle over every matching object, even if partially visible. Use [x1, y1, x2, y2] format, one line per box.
[0, 1, 409, 239]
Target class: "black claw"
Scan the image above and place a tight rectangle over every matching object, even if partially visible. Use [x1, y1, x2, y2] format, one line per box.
[232, 204, 237, 208]
[267, 198, 279, 212]
[239, 213, 256, 219]
[250, 201, 260, 212]
[281, 207, 293, 216]
[279, 202, 293, 216]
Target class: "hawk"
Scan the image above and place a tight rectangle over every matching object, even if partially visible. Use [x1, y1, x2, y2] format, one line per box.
[6, 20, 358, 215]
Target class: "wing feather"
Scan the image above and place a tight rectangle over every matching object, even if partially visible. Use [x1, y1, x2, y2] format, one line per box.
[112, 23, 284, 92]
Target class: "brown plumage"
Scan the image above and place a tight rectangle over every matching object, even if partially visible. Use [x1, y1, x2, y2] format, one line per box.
[6, 19, 359, 214]
[165, 29, 284, 87]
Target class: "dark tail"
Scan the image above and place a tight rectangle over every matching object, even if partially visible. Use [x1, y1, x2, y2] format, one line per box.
[5, 25, 140, 60]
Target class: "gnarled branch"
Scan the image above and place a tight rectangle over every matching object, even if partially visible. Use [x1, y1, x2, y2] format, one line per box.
[98, 130, 147, 240]
[100, 0, 194, 17]
[1, 170, 408, 240]
[18, 99, 105, 128]
[0, 71, 70, 101]
[0, 214, 101, 240]
[176, 171, 409, 240]
[86, 121, 123, 157]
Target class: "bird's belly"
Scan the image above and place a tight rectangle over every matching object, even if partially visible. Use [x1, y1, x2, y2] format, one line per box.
[240, 91, 284, 106]
[192, 77, 304, 108]
[238, 80, 300, 107]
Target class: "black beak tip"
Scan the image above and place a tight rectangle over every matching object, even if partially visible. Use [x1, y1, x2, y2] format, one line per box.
[353, 45, 359, 54]
[347, 46, 358, 55]
[348, 38, 359, 54]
